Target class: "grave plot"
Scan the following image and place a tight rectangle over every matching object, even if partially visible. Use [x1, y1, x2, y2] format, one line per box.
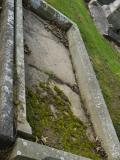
[0, 0, 119, 160]
[23, 8, 102, 160]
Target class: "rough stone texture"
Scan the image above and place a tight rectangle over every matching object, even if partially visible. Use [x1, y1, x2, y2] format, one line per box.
[25, 66, 49, 87]
[89, 0, 110, 35]
[108, 28, 120, 44]
[15, 0, 32, 137]
[89, 0, 120, 45]
[10, 138, 91, 160]
[67, 24, 120, 160]
[108, 7, 120, 30]
[102, 0, 120, 17]
[23, 0, 72, 31]
[0, 0, 15, 148]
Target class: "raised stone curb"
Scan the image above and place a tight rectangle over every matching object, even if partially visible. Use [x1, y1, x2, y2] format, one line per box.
[10, 138, 91, 160]
[15, 0, 32, 138]
[23, 0, 73, 31]
[67, 24, 120, 160]
[0, 0, 15, 148]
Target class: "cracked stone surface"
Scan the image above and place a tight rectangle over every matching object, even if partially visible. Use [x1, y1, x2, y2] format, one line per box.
[24, 8, 95, 140]
[24, 8, 76, 86]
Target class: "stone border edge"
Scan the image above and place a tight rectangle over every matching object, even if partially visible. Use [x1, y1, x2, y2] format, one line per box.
[0, 0, 16, 149]
[10, 138, 91, 160]
[15, 0, 32, 137]
[67, 24, 120, 160]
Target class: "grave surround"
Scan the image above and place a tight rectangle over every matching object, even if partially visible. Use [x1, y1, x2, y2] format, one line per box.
[0, 0, 120, 159]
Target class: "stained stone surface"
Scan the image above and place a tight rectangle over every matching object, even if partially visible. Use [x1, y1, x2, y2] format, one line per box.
[23, 0, 72, 31]
[24, 9, 76, 86]
[10, 138, 91, 160]
[67, 24, 120, 160]
[108, 7, 120, 30]
[15, 0, 32, 137]
[89, 0, 110, 35]
[89, 0, 120, 45]
[0, 0, 15, 148]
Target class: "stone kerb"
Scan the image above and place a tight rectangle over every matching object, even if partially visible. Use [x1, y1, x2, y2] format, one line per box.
[67, 24, 120, 160]
[10, 138, 91, 160]
[0, 0, 15, 148]
[15, 0, 32, 138]
[23, 0, 72, 31]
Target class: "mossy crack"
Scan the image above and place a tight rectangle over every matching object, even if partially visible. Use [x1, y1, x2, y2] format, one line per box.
[28, 63, 79, 95]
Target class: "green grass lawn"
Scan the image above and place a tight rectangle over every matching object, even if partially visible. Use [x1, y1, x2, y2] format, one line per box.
[46, 0, 120, 139]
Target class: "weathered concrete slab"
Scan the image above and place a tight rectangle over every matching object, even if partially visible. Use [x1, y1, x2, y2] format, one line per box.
[23, 0, 72, 31]
[0, 0, 15, 148]
[10, 138, 91, 160]
[24, 9, 76, 86]
[15, 0, 32, 137]
[67, 24, 120, 160]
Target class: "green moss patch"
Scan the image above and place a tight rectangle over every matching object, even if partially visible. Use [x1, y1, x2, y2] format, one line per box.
[26, 81, 101, 159]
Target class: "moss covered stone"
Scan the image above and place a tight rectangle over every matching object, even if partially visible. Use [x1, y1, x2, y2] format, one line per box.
[26, 81, 101, 159]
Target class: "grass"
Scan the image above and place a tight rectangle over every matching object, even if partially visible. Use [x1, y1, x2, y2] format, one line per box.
[46, 0, 120, 139]
[26, 81, 101, 160]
